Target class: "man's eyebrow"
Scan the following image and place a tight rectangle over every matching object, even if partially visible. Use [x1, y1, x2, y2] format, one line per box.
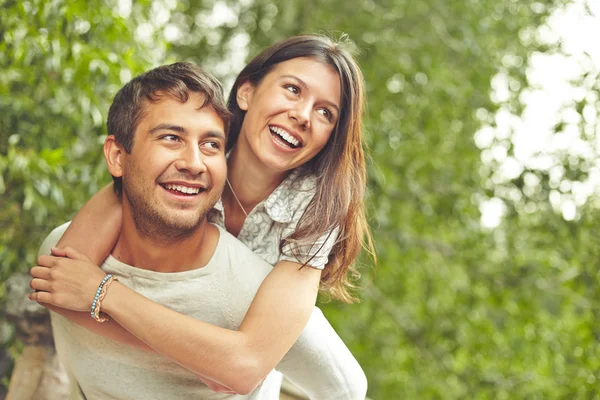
[149, 123, 187, 135]
[279, 74, 340, 113]
[149, 124, 226, 140]
[204, 130, 227, 141]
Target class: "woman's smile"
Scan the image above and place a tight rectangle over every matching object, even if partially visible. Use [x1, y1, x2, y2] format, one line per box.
[268, 125, 302, 148]
[236, 57, 341, 175]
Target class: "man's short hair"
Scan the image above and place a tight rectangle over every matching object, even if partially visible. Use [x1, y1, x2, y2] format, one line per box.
[106, 62, 232, 195]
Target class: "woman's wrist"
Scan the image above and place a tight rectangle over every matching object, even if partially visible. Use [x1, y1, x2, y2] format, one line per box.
[91, 275, 118, 322]
[100, 280, 126, 317]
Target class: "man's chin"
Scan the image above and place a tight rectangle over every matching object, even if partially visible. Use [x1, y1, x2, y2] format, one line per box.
[160, 213, 206, 232]
[131, 209, 207, 241]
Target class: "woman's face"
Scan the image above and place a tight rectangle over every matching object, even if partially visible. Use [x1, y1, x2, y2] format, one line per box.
[236, 57, 341, 175]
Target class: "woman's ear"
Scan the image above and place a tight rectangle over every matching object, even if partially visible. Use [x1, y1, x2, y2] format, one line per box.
[104, 135, 124, 178]
[236, 80, 254, 111]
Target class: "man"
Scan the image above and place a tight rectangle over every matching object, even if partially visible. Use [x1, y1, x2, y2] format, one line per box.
[30, 63, 367, 399]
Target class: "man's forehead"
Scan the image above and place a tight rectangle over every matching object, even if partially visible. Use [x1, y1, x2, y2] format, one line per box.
[136, 92, 225, 131]
[141, 90, 206, 111]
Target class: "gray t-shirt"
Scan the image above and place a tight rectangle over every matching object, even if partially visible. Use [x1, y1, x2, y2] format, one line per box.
[41, 223, 367, 400]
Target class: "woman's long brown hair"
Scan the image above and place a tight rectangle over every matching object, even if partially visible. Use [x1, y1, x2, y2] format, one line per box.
[227, 34, 375, 302]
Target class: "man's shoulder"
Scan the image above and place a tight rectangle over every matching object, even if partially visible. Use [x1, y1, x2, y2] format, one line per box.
[213, 224, 271, 269]
[38, 221, 71, 258]
[214, 224, 264, 257]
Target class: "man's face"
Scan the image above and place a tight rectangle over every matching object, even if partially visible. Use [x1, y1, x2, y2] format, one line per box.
[118, 92, 227, 240]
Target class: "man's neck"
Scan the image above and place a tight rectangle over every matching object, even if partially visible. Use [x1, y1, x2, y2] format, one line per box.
[111, 216, 218, 273]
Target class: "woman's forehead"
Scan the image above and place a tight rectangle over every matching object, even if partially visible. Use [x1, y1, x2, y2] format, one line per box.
[269, 57, 337, 77]
[266, 57, 341, 105]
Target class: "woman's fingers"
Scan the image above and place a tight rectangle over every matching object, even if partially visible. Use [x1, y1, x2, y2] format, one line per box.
[30, 266, 51, 279]
[28, 290, 54, 305]
[30, 277, 51, 292]
[28, 252, 106, 312]
[37, 254, 60, 268]
[51, 246, 91, 262]
[50, 246, 68, 257]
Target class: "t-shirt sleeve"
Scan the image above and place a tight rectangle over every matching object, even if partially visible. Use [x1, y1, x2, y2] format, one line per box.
[275, 307, 368, 400]
[38, 221, 71, 257]
[279, 226, 339, 270]
[278, 189, 339, 269]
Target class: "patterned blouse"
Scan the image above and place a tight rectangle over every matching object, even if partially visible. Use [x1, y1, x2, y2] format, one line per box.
[208, 169, 337, 270]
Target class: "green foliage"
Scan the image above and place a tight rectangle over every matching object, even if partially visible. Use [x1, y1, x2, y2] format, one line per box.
[3, 0, 598, 398]
[0, 0, 160, 390]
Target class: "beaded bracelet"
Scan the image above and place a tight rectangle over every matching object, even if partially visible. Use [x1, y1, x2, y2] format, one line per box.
[91, 274, 118, 323]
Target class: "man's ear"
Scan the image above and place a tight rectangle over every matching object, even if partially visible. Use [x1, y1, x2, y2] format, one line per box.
[104, 135, 124, 178]
[236, 80, 254, 111]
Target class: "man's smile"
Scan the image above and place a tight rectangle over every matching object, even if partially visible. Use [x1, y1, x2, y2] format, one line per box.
[159, 184, 207, 203]
[161, 183, 204, 195]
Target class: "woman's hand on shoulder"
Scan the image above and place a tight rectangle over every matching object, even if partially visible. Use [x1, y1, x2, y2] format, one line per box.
[29, 246, 106, 312]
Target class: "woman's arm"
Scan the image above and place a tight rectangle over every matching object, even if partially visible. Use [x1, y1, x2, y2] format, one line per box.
[31, 249, 321, 395]
[45, 305, 236, 393]
[40, 273, 365, 399]
[44, 304, 152, 351]
[56, 183, 122, 265]
[105, 262, 321, 394]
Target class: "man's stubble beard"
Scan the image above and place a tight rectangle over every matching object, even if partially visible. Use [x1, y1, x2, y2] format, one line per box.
[122, 160, 223, 244]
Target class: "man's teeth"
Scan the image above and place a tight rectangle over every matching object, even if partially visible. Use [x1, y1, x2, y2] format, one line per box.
[164, 184, 201, 194]
[270, 126, 300, 147]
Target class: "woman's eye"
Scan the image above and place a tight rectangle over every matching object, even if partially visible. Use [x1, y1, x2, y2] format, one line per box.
[318, 108, 333, 121]
[284, 84, 300, 95]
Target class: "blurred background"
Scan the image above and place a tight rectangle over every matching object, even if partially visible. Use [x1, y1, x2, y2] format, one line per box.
[2, 0, 600, 398]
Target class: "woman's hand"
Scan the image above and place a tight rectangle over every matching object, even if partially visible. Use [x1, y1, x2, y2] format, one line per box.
[29, 246, 107, 311]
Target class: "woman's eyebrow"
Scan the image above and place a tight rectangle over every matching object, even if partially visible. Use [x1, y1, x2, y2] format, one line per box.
[280, 75, 340, 113]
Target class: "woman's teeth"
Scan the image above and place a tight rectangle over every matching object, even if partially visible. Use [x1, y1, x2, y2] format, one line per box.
[269, 126, 300, 148]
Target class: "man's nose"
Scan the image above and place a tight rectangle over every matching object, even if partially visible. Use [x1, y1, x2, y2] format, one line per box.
[289, 101, 311, 129]
[174, 146, 207, 175]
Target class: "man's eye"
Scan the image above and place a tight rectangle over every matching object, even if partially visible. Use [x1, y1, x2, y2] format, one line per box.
[202, 141, 220, 150]
[162, 135, 180, 142]
[284, 84, 300, 95]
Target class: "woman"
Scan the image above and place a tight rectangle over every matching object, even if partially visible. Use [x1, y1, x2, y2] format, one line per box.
[30, 34, 374, 395]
